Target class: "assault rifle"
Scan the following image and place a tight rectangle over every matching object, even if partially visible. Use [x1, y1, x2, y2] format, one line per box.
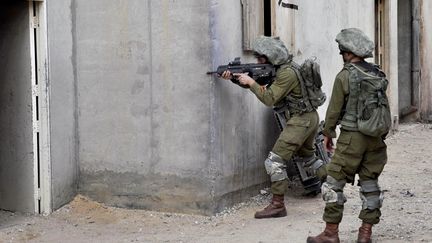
[207, 57, 276, 87]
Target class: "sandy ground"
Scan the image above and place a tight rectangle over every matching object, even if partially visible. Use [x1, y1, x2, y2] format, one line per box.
[1, 123, 432, 243]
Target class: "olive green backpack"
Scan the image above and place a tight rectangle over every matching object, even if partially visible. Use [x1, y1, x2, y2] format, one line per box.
[343, 63, 392, 137]
[290, 57, 327, 110]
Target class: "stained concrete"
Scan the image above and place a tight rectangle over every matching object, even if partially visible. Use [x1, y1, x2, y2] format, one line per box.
[420, 0, 432, 121]
[75, 0, 378, 214]
[46, 0, 79, 211]
[73, 0, 275, 215]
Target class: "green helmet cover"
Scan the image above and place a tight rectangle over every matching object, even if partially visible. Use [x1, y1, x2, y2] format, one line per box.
[252, 36, 292, 65]
[336, 28, 374, 58]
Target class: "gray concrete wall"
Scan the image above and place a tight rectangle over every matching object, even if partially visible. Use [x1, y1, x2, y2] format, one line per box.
[397, 0, 416, 120]
[46, 0, 79, 210]
[289, 0, 376, 120]
[420, 0, 432, 121]
[0, 0, 35, 212]
[74, 0, 225, 214]
[72, 0, 277, 214]
[208, 0, 276, 212]
[59, 0, 378, 215]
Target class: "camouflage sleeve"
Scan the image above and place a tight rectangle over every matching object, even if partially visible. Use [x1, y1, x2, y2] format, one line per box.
[323, 70, 350, 138]
[249, 67, 297, 107]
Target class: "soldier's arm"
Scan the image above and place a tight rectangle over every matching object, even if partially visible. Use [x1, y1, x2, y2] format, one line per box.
[323, 70, 349, 138]
[249, 68, 297, 107]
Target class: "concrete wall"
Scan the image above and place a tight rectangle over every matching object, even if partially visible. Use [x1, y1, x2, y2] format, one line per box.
[71, 0, 379, 215]
[288, 0, 376, 120]
[1, 0, 412, 215]
[74, 0, 219, 214]
[46, 0, 79, 210]
[386, 0, 400, 127]
[0, 0, 35, 213]
[420, 0, 432, 121]
[208, 0, 276, 212]
[397, 0, 414, 118]
[72, 0, 277, 214]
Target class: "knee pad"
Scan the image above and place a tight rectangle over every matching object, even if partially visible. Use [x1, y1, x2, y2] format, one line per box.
[321, 176, 347, 205]
[359, 180, 383, 210]
[264, 152, 288, 182]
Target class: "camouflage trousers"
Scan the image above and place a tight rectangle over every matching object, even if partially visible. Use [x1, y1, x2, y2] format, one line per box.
[323, 130, 387, 225]
[270, 110, 319, 195]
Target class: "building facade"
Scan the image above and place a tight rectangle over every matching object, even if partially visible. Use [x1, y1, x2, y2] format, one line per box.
[0, 0, 431, 215]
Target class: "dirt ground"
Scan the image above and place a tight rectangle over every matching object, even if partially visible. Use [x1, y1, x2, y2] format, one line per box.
[0, 123, 432, 243]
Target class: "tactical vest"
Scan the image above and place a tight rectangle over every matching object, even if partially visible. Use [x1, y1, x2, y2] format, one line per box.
[282, 62, 315, 115]
[340, 63, 391, 137]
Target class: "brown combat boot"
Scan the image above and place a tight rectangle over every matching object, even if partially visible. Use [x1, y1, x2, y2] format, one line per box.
[306, 223, 340, 243]
[357, 222, 373, 243]
[254, 194, 287, 219]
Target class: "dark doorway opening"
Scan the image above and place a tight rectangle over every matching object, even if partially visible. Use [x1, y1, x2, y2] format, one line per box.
[264, 0, 272, 36]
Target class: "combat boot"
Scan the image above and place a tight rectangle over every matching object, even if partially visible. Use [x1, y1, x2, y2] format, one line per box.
[357, 222, 373, 243]
[306, 223, 340, 243]
[254, 194, 287, 219]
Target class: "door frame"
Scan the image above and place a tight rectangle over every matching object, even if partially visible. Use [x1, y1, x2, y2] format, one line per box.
[375, 0, 400, 130]
[29, 0, 51, 215]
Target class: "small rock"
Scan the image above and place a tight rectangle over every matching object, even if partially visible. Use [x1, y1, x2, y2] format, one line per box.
[400, 190, 415, 197]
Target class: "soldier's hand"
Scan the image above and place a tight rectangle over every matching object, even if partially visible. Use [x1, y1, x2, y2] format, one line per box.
[220, 70, 233, 80]
[323, 135, 335, 153]
[234, 73, 255, 86]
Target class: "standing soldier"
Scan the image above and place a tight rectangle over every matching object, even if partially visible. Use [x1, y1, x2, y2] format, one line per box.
[307, 28, 390, 243]
[221, 36, 326, 219]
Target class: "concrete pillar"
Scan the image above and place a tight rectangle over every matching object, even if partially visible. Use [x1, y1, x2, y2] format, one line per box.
[420, 0, 432, 121]
[386, 0, 400, 129]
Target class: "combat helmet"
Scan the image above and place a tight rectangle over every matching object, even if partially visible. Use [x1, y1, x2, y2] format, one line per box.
[252, 36, 293, 65]
[335, 28, 374, 58]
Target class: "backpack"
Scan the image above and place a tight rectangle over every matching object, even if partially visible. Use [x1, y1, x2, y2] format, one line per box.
[345, 64, 392, 137]
[291, 58, 327, 110]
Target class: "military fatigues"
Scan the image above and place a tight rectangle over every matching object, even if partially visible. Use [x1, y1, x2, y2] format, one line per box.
[250, 63, 319, 196]
[322, 63, 387, 225]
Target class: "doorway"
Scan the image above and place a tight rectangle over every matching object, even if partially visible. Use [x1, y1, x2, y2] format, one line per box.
[397, 0, 420, 121]
[0, 0, 50, 214]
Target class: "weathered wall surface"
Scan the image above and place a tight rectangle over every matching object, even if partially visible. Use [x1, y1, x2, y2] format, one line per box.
[208, 0, 276, 212]
[420, 0, 432, 121]
[73, 0, 378, 215]
[0, 0, 35, 213]
[74, 0, 220, 214]
[285, 0, 375, 120]
[46, 0, 79, 211]
[397, 0, 415, 118]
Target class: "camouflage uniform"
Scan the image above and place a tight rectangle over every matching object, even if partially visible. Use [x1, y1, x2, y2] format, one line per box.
[322, 65, 387, 224]
[307, 28, 388, 243]
[250, 37, 319, 197]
